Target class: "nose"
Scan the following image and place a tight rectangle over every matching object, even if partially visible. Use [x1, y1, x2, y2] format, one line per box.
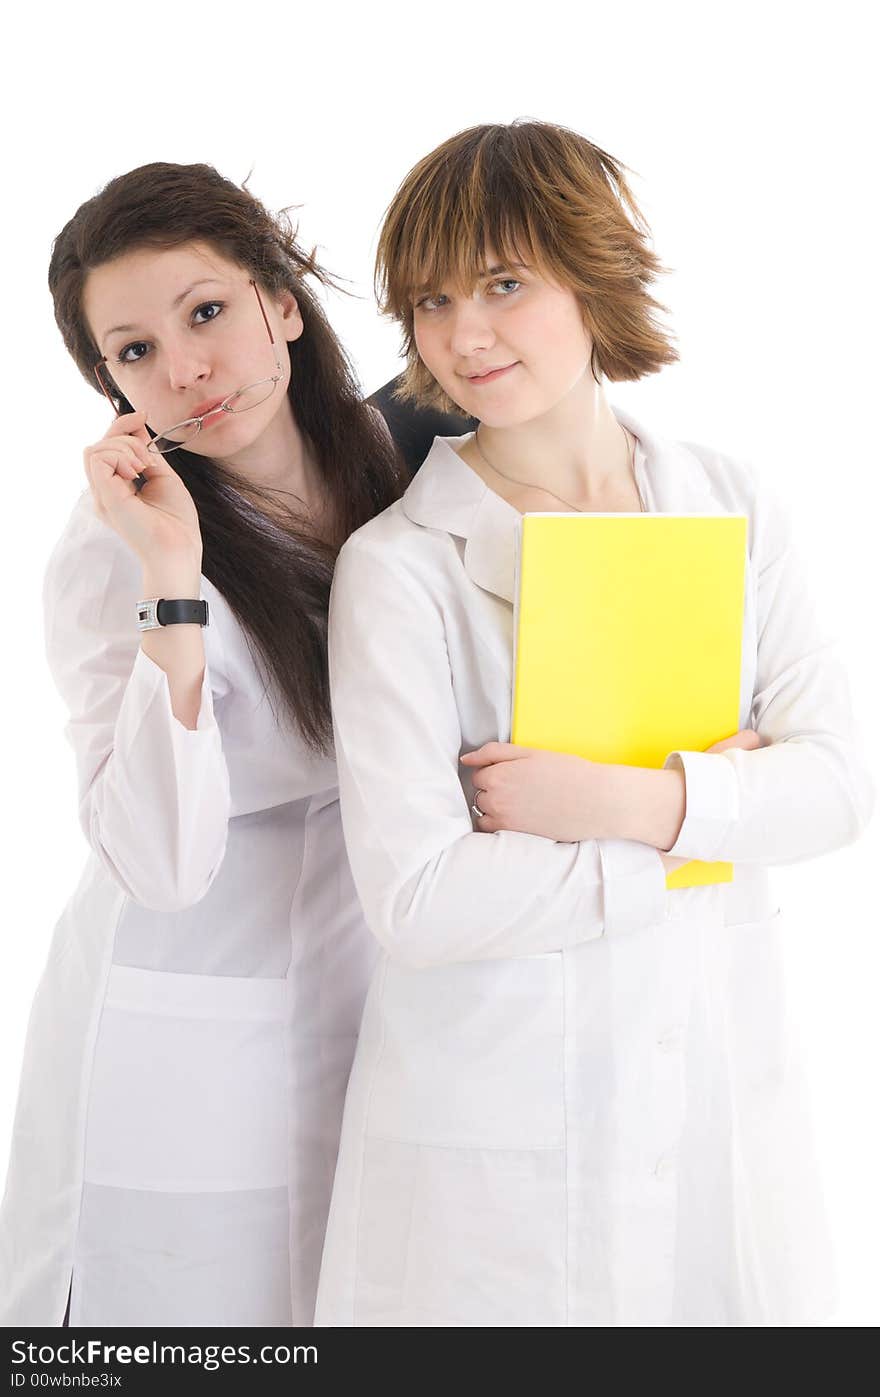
[448, 298, 496, 358]
[165, 335, 212, 394]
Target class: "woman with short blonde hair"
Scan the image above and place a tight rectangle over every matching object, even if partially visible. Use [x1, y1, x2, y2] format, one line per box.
[316, 120, 873, 1327]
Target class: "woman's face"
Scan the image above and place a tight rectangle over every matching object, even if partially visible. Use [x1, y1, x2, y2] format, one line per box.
[83, 241, 303, 459]
[411, 248, 594, 426]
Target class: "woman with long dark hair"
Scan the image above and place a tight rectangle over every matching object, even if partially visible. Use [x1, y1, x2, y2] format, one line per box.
[0, 161, 464, 1327]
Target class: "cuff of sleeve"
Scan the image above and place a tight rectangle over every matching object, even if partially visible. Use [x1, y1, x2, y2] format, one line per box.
[661, 750, 739, 860]
[598, 839, 668, 935]
[133, 647, 218, 734]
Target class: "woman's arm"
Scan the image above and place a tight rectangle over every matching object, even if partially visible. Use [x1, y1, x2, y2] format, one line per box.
[459, 469, 873, 866]
[657, 467, 874, 864]
[138, 555, 207, 731]
[328, 535, 669, 971]
[460, 741, 687, 848]
[44, 507, 231, 912]
[459, 731, 761, 849]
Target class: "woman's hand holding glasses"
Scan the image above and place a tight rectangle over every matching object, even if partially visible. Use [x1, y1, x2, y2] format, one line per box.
[83, 409, 203, 584]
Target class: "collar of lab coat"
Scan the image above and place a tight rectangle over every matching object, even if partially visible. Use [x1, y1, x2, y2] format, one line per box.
[400, 402, 721, 604]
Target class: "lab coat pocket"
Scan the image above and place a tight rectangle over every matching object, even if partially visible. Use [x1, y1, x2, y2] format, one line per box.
[83, 966, 288, 1192]
[368, 957, 566, 1150]
[707, 910, 836, 1321]
[355, 1137, 567, 1326]
[714, 910, 790, 1091]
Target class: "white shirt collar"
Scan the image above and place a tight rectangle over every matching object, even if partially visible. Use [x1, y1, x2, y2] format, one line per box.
[400, 402, 721, 604]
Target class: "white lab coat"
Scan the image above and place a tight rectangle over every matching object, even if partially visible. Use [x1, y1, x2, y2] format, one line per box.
[315, 404, 875, 1327]
[0, 491, 376, 1327]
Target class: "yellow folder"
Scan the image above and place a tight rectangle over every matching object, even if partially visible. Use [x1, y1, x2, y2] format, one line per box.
[511, 513, 748, 890]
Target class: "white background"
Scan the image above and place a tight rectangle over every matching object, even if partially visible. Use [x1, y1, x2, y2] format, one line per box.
[1, 0, 876, 1325]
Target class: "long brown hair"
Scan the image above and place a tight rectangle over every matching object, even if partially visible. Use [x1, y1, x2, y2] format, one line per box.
[376, 120, 679, 414]
[50, 162, 407, 752]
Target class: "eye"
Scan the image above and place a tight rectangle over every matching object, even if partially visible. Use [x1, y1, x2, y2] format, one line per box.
[116, 341, 150, 366]
[192, 300, 225, 324]
[414, 292, 449, 312]
[489, 278, 522, 296]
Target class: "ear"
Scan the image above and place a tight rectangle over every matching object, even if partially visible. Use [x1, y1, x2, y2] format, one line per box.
[279, 291, 304, 344]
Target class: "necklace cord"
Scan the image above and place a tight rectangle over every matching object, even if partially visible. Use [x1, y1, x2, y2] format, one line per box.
[472, 422, 644, 514]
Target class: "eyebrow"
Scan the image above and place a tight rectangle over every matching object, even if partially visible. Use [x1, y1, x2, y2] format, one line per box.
[101, 279, 228, 344]
[412, 261, 527, 294]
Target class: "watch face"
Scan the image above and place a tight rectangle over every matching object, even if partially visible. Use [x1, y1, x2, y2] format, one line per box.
[136, 599, 161, 631]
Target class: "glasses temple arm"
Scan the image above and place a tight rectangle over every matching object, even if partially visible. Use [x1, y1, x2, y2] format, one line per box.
[94, 358, 122, 414]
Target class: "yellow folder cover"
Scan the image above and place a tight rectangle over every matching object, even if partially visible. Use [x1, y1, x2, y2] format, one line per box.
[511, 513, 748, 890]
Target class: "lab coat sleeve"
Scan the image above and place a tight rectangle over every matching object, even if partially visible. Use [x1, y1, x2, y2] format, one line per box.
[43, 503, 231, 911]
[329, 535, 668, 970]
[662, 465, 874, 863]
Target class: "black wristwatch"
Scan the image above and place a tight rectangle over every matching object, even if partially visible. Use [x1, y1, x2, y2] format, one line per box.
[136, 598, 210, 631]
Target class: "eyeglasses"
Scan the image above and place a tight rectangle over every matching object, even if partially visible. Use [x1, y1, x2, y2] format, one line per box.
[94, 279, 285, 454]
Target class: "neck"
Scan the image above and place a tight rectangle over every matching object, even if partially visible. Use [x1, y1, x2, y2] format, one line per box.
[475, 369, 631, 504]
[219, 396, 323, 513]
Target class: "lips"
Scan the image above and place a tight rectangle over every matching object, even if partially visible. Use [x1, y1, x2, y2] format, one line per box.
[190, 397, 227, 419]
[465, 363, 518, 384]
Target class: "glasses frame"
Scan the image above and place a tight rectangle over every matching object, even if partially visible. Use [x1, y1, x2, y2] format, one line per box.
[93, 279, 285, 454]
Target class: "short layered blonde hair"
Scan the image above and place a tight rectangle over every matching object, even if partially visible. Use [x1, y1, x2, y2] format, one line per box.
[375, 120, 679, 414]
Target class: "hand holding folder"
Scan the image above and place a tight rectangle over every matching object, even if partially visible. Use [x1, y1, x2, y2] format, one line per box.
[511, 512, 748, 890]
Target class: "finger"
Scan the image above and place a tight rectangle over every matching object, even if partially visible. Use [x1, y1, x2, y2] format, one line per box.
[472, 786, 493, 814]
[740, 730, 762, 750]
[101, 417, 154, 457]
[90, 446, 145, 483]
[460, 742, 522, 765]
[707, 729, 762, 755]
[130, 448, 178, 480]
[89, 428, 152, 470]
[87, 471, 136, 520]
[102, 409, 149, 441]
[89, 453, 146, 509]
[91, 433, 156, 479]
[659, 853, 690, 874]
[129, 418, 154, 448]
[465, 758, 518, 795]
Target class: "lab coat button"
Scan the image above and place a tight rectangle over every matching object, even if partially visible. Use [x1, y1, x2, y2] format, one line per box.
[653, 1153, 676, 1180]
[657, 1027, 683, 1052]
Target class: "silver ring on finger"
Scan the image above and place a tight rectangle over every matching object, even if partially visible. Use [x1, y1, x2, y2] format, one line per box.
[471, 792, 486, 819]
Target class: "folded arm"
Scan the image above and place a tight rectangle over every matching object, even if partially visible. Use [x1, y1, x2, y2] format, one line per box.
[661, 472, 874, 864]
[329, 537, 669, 970]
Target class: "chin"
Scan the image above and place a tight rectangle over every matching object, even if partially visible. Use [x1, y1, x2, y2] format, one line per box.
[470, 404, 546, 430]
[450, 383, 547, 430]
[192, 419, 267, 462]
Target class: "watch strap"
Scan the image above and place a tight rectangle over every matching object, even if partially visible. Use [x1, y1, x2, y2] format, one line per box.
[137, 598, 210, 631]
